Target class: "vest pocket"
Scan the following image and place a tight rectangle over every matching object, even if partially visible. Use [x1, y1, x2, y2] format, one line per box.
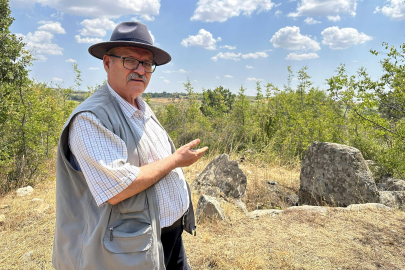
[103, 219, 152, 254]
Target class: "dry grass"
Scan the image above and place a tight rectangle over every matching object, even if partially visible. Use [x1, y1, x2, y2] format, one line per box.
[1, 153, 405, 269]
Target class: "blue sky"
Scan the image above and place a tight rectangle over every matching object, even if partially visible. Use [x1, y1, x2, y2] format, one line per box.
[9, 0, 405, 95]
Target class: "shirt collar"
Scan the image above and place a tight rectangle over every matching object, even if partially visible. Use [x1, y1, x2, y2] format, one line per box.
[106, 82, 151, 119]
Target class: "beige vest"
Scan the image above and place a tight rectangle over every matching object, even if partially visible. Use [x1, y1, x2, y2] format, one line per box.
[52, 84, 196, 270]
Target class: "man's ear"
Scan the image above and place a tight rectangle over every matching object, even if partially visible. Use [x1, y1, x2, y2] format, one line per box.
[103, 55, 110, 71]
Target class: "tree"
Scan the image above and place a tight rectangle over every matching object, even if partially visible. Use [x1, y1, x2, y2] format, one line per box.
[200, 86, 235, 118]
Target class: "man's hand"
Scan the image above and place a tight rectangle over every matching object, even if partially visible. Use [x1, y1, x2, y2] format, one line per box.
[108, 139, 208, 205]
[173, 139, 209, 167]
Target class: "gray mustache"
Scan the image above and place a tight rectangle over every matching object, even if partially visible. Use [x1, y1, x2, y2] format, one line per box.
[127, 73, 147, 83]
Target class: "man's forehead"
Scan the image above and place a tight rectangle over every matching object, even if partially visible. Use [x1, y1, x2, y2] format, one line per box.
[115, 47, 153, 59]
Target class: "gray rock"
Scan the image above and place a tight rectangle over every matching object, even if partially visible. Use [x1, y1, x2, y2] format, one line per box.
[0, 214, 5, 225]
[247, 209, 283, 219]
[346, 203, 391, 211]
[30, 198, 44, 205]
[35, 204, 50, 214]
[233, 199, 248, 214]
[299, 142, 379, 207]
[195, 195, 226, 223]
[379, 191, 405, 209]
[377, 177, 405, 191]
[265, 180, 299, 208]
[16, 186, 33, 197]
[192, 154, 247, 199]
[22, 250, 34, 262]
[287, 205, 329, 214]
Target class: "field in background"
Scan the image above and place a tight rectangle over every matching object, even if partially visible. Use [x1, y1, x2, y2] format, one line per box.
[1, 152, 404, 269]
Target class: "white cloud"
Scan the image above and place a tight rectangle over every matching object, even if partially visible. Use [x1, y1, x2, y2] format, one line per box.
[241, 51, 268, 59]
[375, 0, 405, 21]
[285, 52, 319, 60]
[148, 31, 155, 44]
[193, 80, 198, 83]
[50, 12, 64, 20]
[159, 76, 165, 79]
[211, 52, 241, 61]
[89, 67, 100, 70]
[65, 59, 76, 63]
[304, 17, 321, 24]
[181, 29, 221, 50]
[10, 0, 161, 19]
[79, 18, 116, 37]
[38, 21, 66, 34]
[34, 55, 47, 62]
[270, 26, 320, 51]
[246, 65, 254, 69]
[75, 35, 102, 44]
[162, 69, 187, 74]
[141, 14, 155, 21]
[275, 10, 282, 17]
[53, 77, 63, 82]
[246, 78, 263, 81]
[327, 15, 341, 21]
[212, 51, 268, 61]
[216, 76, 220, 79]
[288, 0, 357, 18]
[224, 75, 233, 78]
[191, 0, 275, 22]
[321, 26, 372, 49]
[220, 45, 236, 50]
[163, 79, 170, 83]
[19, 31, 63, 56]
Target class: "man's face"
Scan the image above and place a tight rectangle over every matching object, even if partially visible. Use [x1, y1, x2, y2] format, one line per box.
[103, 47, 153, 103]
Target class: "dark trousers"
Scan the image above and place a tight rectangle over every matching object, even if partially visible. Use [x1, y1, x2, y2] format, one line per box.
[161, 225, 190, 270]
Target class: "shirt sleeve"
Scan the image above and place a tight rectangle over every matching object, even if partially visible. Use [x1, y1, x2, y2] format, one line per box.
[68, 112, 140, 206]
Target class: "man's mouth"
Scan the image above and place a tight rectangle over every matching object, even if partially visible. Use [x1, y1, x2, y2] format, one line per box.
[127, 73, 147, 83]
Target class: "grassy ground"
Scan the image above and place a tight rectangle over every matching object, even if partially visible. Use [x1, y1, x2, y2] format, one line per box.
[0, 153, 404, 269]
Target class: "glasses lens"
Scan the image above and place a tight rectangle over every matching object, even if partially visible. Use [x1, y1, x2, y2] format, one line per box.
[123, 58, 139, 70]
[123, 58, 156, 73]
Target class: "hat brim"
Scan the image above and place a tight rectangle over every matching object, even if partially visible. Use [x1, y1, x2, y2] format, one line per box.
[88, 41, 171, 66]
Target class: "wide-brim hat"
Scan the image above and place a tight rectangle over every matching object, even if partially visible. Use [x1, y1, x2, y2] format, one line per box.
[88, 21, 171, 66]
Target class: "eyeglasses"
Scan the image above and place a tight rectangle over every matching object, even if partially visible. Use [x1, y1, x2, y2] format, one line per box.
[108, 54, 157, 73]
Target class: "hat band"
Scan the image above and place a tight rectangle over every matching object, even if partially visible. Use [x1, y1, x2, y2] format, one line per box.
[113, 37, 152, 45]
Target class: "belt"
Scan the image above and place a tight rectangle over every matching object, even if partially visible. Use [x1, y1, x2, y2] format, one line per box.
[161, 210, 188, 235]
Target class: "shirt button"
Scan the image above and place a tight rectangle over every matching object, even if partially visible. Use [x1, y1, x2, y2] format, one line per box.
[135, 111, 143, 118]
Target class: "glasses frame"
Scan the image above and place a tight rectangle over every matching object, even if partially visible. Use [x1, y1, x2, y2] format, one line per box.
[108, 54, 157, 73]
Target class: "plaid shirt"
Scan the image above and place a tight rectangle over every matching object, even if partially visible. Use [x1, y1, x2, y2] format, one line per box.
[68, 83, 189, 228]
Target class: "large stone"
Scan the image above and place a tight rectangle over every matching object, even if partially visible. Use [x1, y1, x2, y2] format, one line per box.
[379, 191, 405, 209]
[192, 154, 247, 199]
[16, 186, 33, 197]
[377, 178, 405, 191]
[299, 142, 379, 207]
[195, 195, 226, 223]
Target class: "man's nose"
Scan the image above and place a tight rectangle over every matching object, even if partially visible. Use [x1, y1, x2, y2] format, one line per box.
[135, 62, 146, 74]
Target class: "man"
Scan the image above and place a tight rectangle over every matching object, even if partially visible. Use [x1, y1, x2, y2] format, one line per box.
[52, 22, 207, 270]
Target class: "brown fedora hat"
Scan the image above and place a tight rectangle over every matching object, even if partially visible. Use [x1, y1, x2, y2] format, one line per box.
[88, 21, 171, 66]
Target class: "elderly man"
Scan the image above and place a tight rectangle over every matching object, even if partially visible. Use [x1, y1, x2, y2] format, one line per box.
[52, 22, 207, 270]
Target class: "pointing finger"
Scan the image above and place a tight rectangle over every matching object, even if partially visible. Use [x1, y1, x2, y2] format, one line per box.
[186, 139, 200, 149]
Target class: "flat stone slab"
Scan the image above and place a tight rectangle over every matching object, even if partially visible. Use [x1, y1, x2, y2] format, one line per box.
[16, 186, 33, 197]
[247, 209, 283, 219]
